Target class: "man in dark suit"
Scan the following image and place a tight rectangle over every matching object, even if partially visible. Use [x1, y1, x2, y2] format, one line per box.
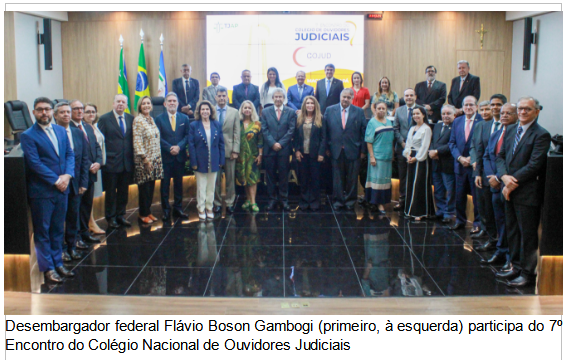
[414, 65, 447, 123]
[393, 88, 423, 211]
[447, 60, 481, 117]
[324, 88, 367, 210]
[448, 95, 482, 232]
[287, 70, 314, 115]
[69, 100, 102, 244]
[495, 97, 551, 287]
[155, 92, 190, 221]
[20, 97, 75, 283]
[54, 103, 89, 262]
[97, 94, 134, 229]
[481, 103, 518, 268]
[260, 88, 297, 211]
[232, 70, 260, 112]
[428, 104, 456, 223]
[172, 64, 199, 118]
[470, 94, 507, 248]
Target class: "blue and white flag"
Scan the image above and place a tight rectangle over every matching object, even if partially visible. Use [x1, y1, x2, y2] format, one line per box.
[158, 50, 168, 97]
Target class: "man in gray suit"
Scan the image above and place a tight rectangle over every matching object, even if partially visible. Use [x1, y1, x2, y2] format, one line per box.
[393, 88, 424, 211]
[202, 72, 221, 106]
[260, 88, 297, 211]
[213, 87, 241, 213]
[324, 88, 367, 210]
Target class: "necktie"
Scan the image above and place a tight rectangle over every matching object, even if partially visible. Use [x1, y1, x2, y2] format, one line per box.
[493, 121, 500, 134]
[46, 126, 59, 156]
[78, 123, 89, 143]
[119, 116, 125, 135]
[408, 108, 413, 125]
[277, 108, 282, 121]
[427, 82, 432, 95]
[171, 114, 176, 131]
[326, 80, 330, 96]
[245, 85, 248, 97]
[513, 126, 523, 154]
[185, 80, 190, 103]
[459, 78, 464, 91]
[298, 86, 303, 99]
[440, 124, 446, 135]
[341, 109, 346, 129]
[219, 108, 225, 125]
[66, 129, 74, 150]
[496, 128, 505, 155]
[465, 118, 472, 141]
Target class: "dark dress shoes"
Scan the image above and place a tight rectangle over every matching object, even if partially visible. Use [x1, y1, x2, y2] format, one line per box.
[281, 202, 290, 211]
[470, 226, 480, 234]
[56, 266, 75, 278]
[480, 253, 506, 265]
[507, 275, 531, 287]
[70, 249, 83, 260]
[226, 206, 235, 214]
[107, 219, 119, 229]
[117, 217, 131, 226]
[471, 229, 487, 238]
[61, 251, 72, 262]
[83, 234, 101, 243]
[495, 267, 519, 279]
[75, 239, 89, 249]
[266, 201, 277, 211]
[173, 210, 189, 219]
[162, 212, 171, 221]
[474, 239, 496, 252]
[393, 203, 404, 211]
[501, 260, 512, 272]
[213, 206, 222, 213]
[449, 222, 465, 230]
[45, 270, 64, 283]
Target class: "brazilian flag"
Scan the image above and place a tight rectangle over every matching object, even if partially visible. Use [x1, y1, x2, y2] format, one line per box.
[117, 47, 131, 114]
[134, 42, 150, 110]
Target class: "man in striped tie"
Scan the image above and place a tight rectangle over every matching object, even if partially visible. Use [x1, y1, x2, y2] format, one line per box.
[495, 97, 551, 287]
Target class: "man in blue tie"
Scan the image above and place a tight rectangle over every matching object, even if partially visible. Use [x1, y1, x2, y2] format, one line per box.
[97, 94, 135, 229]
[172, 64, 200, 119]
[20, 97, 76, 283]
[287, 70, 314, 115]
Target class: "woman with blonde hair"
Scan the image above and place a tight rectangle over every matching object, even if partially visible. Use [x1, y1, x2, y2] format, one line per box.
[293, 95, 326, 211]
[235, 100, 263, 212]
[133, 96, 164, 224]
[371, 76, 399, 116]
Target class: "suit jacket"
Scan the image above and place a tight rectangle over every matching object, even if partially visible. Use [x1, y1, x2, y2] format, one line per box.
[430, 122, 454, 174]
[393, 105, 426, 153]
[470, 119, 501, 184]
[324, 104, 367, 161]
[414, 80, 447, 123]
[448, 113, 483, 175]
[188, 120, 225, 173]
[293, 121, 327, 158]
[97, 111, 134, 173]
[68, 127, 90, 195]
[496, 122, 551, 206]
[217, 106, 241, 156]
[447, 74, 481, 109]
[154, 111, 189, 164]
[172, 77, 200, 114]
[315, 78, 344, 114]
[232, 83, 260, 112]
[70, 121, 102, 183]
[202, 85, 218, 106]
[483, 128, 503, 194]
[287, 84, 315, 111]
[260, 105, 297, 157]
[20, 123, 75, 198]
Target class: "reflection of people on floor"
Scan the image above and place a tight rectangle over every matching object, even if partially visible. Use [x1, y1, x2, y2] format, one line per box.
[197, 222, 217, 267]
[361, 230, 391, 296]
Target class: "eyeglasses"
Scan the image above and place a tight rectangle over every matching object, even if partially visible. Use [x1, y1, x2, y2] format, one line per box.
[85, 110, 96, 114]
[34, 107, 52, 112]
[517, 107, 535, 113]
[72, 107, 84, 111]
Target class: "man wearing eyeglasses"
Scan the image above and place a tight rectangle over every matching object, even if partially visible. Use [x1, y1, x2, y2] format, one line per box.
[495, 97, 550, 287]
[20, 97, 76, 283]
[69, 100, 102, 244]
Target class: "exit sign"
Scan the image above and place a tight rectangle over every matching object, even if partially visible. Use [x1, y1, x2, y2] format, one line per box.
[366, 13, 383, 20]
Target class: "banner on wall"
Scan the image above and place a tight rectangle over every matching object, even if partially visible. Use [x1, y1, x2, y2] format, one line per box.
[206, 15, 364, 102]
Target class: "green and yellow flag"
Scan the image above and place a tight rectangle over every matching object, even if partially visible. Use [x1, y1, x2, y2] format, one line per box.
[134, 42, 150, 110]
[117, 47, 131, 114]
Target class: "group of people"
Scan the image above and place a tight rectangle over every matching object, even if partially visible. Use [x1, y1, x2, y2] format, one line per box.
[21, 60, 551, 288]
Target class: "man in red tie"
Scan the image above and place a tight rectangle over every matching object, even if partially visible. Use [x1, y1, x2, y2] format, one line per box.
[448, 95, 482, 231]
[414, 65, 447, 124]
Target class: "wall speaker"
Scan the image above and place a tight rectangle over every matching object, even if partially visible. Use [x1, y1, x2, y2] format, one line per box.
[37, 18, 53, 71]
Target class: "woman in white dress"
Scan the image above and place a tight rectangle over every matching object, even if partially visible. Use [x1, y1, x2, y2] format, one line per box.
[259, 67, 287, 114]
[84, 103, 106, 234]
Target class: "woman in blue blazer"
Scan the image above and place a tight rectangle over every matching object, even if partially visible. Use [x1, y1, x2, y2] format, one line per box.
[189, 100, 225, 220]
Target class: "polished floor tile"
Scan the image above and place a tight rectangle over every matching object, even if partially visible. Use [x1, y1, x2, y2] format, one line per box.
[44, 266, 143, 295]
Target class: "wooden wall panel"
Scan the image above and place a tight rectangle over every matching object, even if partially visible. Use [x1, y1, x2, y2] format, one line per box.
[5, 11, 17, 138]
[62, 11, 513, 114]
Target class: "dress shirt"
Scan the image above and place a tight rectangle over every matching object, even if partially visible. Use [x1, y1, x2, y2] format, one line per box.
[274, 105, 285, 120]
[167, 111, 177, 129]
[183, 77, 191, 108]
[65, 127, 74, 150]
[516, 119, 535, 143]
[490, 120, 501, 135]
[297, 84, 305, 98]
[113, 110, 126, 129]
[39, 122, 59, 156]
[216, 105, 227, 126]
[339, 104, 350, 125]
[459, 75, 468, 89]
[71, 120, 88, 139]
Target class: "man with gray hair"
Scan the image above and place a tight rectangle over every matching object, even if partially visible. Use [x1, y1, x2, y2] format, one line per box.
[213, 86, 241, 213]
[155, 92, 190, 221]
[324, 88, 367, 210]
[261, 88, 297, 211]
[202, 72, 221, 106]
[448, 60, 481, 116]
[287, 70, 314, 115]
[172, 64, 199, 118]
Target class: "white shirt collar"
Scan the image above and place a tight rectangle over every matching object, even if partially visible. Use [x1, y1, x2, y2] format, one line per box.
[71, 119, 82, 127]
[113, 110, 125, 120]
[274, 105, 285, 112]
[340, 104, 350, 112]
[465, 112, 477, 121]
[297, 83, 304, 89]
[428, 79, 436, 85]
[519, 119, 535, 133]
[326, 77, 334, 83]
[217, 105, 227, 111]
[460, 75, 468, 82]
[167, 111, 177, 121]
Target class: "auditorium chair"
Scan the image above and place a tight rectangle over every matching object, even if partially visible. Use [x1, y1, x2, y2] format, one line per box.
[150, 96, 166, 119]
[52, 98, 69, 105]
[4, 100, 33, 145]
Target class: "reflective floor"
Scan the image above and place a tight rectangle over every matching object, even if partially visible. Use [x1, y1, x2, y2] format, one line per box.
[41, 196, 537, 297]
